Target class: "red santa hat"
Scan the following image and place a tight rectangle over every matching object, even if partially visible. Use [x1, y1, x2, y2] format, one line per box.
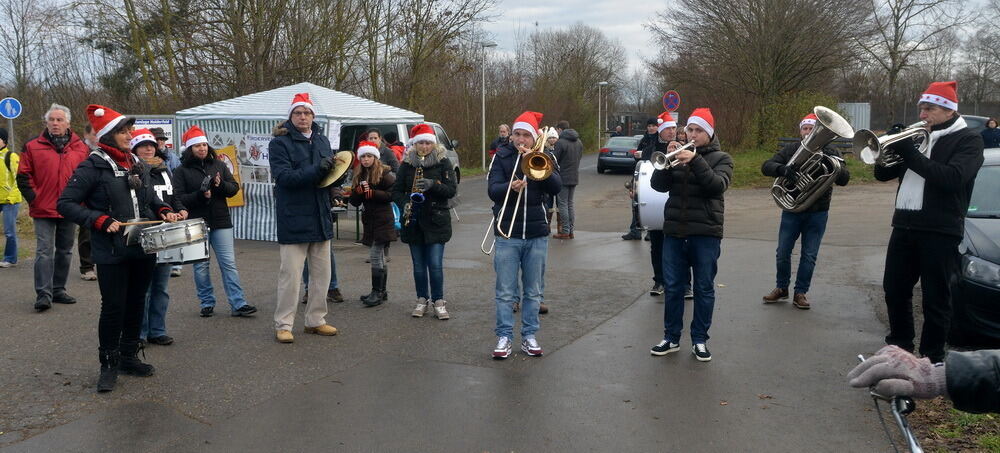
[918, 81, 958, 111]
[356, 140, 380, 159]
[409, 123, 437, 145]
[182, 125, 208, 150]
[656, 111, 677, 133]
[288, 92, 315, 117]
[686, 108, 715, 137]
[512, 111, 544, 139]
[799, 113, 818, 130]
[129, 128, 157, 151]
[86, 104, 133, 140]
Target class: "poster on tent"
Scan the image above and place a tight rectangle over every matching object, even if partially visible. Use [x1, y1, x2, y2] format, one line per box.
[326, 120, 342, 150]
[244, 134, 271, 166]
[216, 145, 245, 208]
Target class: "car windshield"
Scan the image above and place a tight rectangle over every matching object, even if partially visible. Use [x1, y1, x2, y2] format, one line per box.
[968, 164, 1000, 218]
[605, 137, 638, 148]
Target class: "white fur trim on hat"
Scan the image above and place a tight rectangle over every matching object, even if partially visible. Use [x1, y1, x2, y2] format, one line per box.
[184, 135, 208, 150]
[288, 102, 314, 117]
[799, 118, 817, 129]
[96, 116, 126, 140]
[686, 116, 714, 137]
[130, 133, 157, 150]
[918, 93, 958, 111]
[512, 121, 539, 139]
[409, 133, 437, 144]
[657, 120, 677, 133]
[357, 144, 380, 159]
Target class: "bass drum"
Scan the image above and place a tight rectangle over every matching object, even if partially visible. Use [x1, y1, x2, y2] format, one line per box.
[634, 160, 670, 230]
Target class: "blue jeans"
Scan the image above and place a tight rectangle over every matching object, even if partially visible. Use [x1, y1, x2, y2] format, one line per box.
[2, 203, 18, 263]
[663, 235, 721, 344]
[494, 236, 547, 339]
[302, 244, 339, 290]
[142, 263, 172, 339]
[409, 243, 445, 300]
[193, 228, 248, 310]
[776, 210, 828, 294]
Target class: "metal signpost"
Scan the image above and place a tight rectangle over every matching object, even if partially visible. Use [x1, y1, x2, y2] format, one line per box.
[0, 97, 23, 150]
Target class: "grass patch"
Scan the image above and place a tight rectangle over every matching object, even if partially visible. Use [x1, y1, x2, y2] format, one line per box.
[911, 399, 1000, 452]
[729, 147, 879, 189]
[459, 166, 487, 180]
[979, 434, 1000, 452]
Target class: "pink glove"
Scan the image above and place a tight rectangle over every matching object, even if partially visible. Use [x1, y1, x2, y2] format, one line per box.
[848, 345, 947, 399]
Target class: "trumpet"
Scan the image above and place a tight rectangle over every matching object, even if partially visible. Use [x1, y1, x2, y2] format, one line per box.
[650, 141, 696, 170]
[853, 121, 928, 168]
[402, 167, 424, 227]
[480, 127, 556, 255]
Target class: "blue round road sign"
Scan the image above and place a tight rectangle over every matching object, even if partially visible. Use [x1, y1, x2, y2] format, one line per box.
[662, 90, 681, 112]
[0, 97, 22, 119]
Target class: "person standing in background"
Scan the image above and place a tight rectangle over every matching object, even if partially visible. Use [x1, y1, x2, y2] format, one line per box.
[0, 127, 21, 268]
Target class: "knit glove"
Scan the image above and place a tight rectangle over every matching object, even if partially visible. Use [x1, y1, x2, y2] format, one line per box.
[848, 345, 948, 399]
[198, 175, 212, 193]
[415, 178, 434, 191]
[319, 156, 335, 173]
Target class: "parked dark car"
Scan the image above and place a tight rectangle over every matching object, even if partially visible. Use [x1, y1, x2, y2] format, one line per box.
[950, 148, 1000, 348]
[964, 115, 990, 134]
[597, 136, 641, 173]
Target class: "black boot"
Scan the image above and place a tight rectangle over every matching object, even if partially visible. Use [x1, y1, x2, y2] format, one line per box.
[97, 349, 119, 393]
[119, 341, 155, 377]
[363, 268, 385, 307]
[380, 268, 389, 301]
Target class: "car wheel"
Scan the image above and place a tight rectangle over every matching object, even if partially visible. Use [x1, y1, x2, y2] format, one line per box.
[597, 163, 605, 174]
[455, 167, 461, 184]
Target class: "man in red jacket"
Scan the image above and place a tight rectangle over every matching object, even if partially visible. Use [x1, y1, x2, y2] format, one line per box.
[16, 104, 90, 311]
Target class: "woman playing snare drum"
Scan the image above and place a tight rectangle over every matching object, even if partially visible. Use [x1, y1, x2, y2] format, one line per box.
[57, 105, 179, 393]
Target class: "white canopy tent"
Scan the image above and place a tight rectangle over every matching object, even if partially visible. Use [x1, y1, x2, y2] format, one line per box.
[174, 82, 424, 241]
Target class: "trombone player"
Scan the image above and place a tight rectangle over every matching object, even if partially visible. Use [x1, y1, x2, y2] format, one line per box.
[873, 81, 983, 364]
[487, 111, 562, 359]
[761, 113, 850, 309]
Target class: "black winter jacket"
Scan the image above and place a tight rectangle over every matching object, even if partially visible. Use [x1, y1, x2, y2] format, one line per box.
[392, 146, 458, 245]
[488, 142, 562, 240]
[649, 136, 734, 238]
[637, 133, 662, 161]
[148, 162, 185, 213]
[761, 142, 851, 213]
[947, 349, 1000, 414]
[553, 129, 583, 186]
[171, 148, 239, 230]
[349, 169, 398, 246]
[875, 115, 984, 238]
[57, 146, 171, 264]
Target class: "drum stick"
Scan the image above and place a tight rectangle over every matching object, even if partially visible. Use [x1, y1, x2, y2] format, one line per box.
[119, 220, 164, 226]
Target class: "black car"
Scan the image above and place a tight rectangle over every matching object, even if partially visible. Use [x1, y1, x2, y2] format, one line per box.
[597, 136, 641, 173]
[950, 148, 1000, 348]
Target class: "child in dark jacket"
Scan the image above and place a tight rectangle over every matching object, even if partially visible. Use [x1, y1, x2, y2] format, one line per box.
[349, 141, 397, 306]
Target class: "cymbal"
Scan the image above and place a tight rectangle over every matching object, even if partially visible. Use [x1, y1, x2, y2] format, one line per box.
[318, 151, 355, 188]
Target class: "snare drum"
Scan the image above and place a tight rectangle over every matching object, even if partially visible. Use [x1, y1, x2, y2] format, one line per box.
[156, 241, 210, 264]
[634, 161, 670, 230]
[140, 219, 208, 254]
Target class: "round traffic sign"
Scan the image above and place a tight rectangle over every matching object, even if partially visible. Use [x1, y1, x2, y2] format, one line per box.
[0, 97, 22, 119]
[662, 90, 681, 112]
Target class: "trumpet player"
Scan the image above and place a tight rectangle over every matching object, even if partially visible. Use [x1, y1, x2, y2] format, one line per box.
[392, 124, 457, 319]
[488, 111, 562, 359]
[760, 113, 850, 309]
[876, 81, 984, 364]
[648, 108, 733, 362]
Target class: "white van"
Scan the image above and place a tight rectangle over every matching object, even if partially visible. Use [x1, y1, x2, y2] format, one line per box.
[338, 121, 462, 183]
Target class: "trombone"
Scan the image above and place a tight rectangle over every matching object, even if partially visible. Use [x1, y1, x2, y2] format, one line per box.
[853, 121, 928, 168]
[480, 127, 556, 255]
[650, 141, 696, 170]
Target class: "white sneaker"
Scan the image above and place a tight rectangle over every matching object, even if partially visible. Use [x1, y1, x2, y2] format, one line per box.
[521, 336, 543, 357]
[0, 261, 13, 268]
[80, 270, 97, 281]
[492, 336, 512, 359]
[411, 298, 428, 317]
[433, 299, 449, 320]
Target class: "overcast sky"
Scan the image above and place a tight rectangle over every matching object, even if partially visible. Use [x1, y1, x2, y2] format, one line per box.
[479, 0, 667, 70]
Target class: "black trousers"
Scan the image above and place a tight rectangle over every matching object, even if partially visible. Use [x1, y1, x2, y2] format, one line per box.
[78, 227, 94, 273]
[97, 259, 156, 351]
[649, 229, 664, 285]
[883, 228, 961, 360]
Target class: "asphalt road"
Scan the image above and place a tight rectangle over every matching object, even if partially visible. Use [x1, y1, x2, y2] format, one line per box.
[0, 153, 901, 452]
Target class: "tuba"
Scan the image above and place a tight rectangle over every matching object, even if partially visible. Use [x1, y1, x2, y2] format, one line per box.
[853, 121, 928, 168]
[770, 106, 854, 212]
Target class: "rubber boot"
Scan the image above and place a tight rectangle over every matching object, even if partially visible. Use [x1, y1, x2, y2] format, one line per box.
[97, 349, 119, 393]
[119, 341, 155, 377]
[363, 268, 385, 307]
[380, 268, 389, 301]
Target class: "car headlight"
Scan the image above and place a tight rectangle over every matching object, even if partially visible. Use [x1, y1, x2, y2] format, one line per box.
[963, 255, 1000, 288]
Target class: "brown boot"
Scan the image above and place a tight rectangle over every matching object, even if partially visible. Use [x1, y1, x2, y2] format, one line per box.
[762, 287, 788, 304]
[792, 293, 810, 310]
[539, 303, 549, 314]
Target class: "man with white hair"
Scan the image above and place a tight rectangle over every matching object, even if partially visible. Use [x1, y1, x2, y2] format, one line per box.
[16, 104, 90, 311]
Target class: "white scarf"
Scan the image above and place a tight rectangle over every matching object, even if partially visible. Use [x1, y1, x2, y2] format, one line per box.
[895, 116, 967, 211]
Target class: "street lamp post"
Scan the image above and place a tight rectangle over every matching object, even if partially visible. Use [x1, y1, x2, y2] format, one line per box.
[597, 81, 608, 148]
[481, 41, 497, 172]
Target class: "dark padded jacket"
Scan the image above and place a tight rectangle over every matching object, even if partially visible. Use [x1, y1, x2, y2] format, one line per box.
[488, 142, 561, 240]
[761, 142, 851, 213]
[637, 132, 662, 161]
[392, 146, 458, 245]
[649, 136, 734, 238]
[171, 147, 240, 230]
[552, 129, 583, 186]
[349, 168, 398, 246]
[874, 115, 984, 238]
[268, 120, 335, 244]
[57, 146, 171, 264]
[947, 349, 1000, 414]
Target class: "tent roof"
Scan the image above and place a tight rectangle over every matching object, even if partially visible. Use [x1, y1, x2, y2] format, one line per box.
[174, 82, 423, 124]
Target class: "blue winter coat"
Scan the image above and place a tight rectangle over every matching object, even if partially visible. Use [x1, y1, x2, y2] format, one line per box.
[269, 120, 335, 244]
[488, 142, 561, 240]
